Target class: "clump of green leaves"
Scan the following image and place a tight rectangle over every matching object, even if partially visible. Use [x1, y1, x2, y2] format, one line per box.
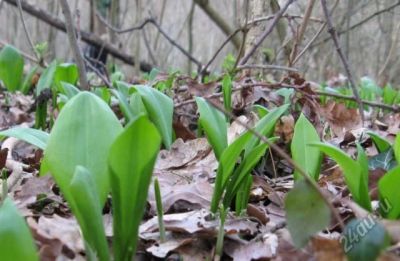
[202, 103, 289, 214]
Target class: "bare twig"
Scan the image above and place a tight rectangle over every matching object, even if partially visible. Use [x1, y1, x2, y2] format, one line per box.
[204, 98, 345, 230]
[247, 14, 324, 26]
[320, 0, 364, 125]
[16, 0, 40, 61]
[378, 23, 400, 79]
[239, 0, 296, 65]
[312, 0, 400, 48]
[3, 0, 152, 70]
[233, 0, 249, 70]
[59, 0, 89, 90]
[0, 38, 40, 64]
[193, 0, 241, 49]
[96, 14, 203, 71]
[288, 0, 315, 66]
[200, 28, 243, 76]
[278, 82, 400, 112]
[236, 64, 298, 72]
[315, 90, 400, 113]
[292, 22, 325, 65]
[291, 0, 339, 65]
[142, 28, 158, 66]
[84, 58, 112, 88]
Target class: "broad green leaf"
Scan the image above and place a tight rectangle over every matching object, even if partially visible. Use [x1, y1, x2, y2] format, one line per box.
[54, 63, 78, 91]
[21, 66, 38, 94]
[379, 166, 400, 219]
[244, 104, 289, 156]
[0, 45, 24, 92]
[291, 114, 322, 181]
[383, 84, 397, 105]
[108, 116, 161, 261]
[312, 143, 371, 211]
[343, 218, 390, 261]
[112, 85, 135, 123]
[41, 92, 123, 205]
[0, 127, 48, 150]
[130, 92, 147, 117]
[133, 85, 173, 149]
[0, 198, 38, 261]
[36, 60, 57, 96]
[60, 82, 80, 99]
[196, 97, 227, 160]
[285, 179, 331, 248]
[367, 131, 391, 153]
[69, 166, 109, 261]
[394, 133, 400, 164]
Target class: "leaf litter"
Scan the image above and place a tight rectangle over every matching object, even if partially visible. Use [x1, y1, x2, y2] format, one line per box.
[2, 73, 400, 260]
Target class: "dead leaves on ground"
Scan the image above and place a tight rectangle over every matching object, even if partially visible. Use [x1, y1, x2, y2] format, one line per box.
[2, 75, 400, 260]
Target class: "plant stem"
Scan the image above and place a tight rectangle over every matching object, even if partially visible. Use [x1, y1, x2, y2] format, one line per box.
[215, 207, 228, 260]
[1, 169, 7, 202]
[154, 178, 166, 243]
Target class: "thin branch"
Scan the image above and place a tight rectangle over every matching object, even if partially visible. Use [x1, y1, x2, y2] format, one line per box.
[3, 0, 152, 71]
[16, 0, 40, 61]
[0, 38, 40, 64]
[200, 27, 243, 76]
[142, 28, 158, 66]
[193, 0, 241, 49]
[292, 0, 339, 65]
[292, 22, 325, 65]
[236, 64, 298, 72]
[320, 0, 364, 125]
[289, 0, 316, 66]
[315, 90, 400, 113]
[204, 98, 345, 230]
[96, 13, 203, 71]
[247, 14, 324, 26]
[233, 0, 249, 70]
[312, 0, 400, 48]
[84, 58, 112, 89]
[239, 0, 296, 65]
[59, 0, 89, 90]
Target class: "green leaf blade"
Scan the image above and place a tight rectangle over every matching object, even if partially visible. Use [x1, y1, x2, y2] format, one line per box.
[195, 97, 227, 160]
[0, 45, 24, 92]
[0, 198, 38, 261]
[378, 166, 400, 219]
[108, 115, 161, 261]
[42, 91, 123, 205]
[133, 85, 174, 149]
[0, 127, 48, 150]
[291, 114, 322, 181]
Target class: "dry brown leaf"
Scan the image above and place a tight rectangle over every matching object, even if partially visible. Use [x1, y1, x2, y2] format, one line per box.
[225, 239, 276, 261]
[311, 236, 345, 261]
[140, 209, 258, 237]
[274, 115, 295, 143]
[28, 215, 84, 260]
[320, 101, 362, 138]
